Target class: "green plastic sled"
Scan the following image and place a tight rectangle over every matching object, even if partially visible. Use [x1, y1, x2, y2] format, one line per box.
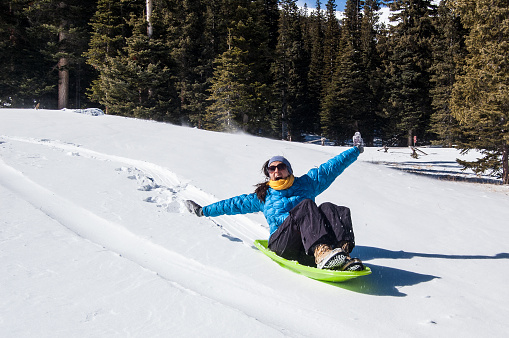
[254, 240, 371, 283]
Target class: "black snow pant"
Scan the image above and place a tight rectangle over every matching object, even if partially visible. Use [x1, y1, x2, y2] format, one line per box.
[268, 199, 355, 263]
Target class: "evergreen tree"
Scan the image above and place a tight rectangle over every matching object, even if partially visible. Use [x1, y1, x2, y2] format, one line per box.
[321, 0, 366, 143]
[321, 0, 340, 95]
[223, 0, 273, 78]
[205, 32, 259, 131]
[264, 0, 280, 50]
[307, 1, 325, 134]
[161, 0, 210, 128]
[429, 0, 465, 147]
[85, 0, 138, 108]
[383, 0, 436, 146]
[219, 0, 277, 135]
[321, 39, 356, 143]
[25, 0, 96, 109]
[98, 12, 178, 121]
[168, 0, 214, 128]
[300, 3, 311, 53]
[375, 19, 395, 144]
[359, 0, 383, 145]
[271, 0, 310, 140]
[451, 0, 509, 184]
[0, 0, 52, 107]
[320, 0, 341, 140]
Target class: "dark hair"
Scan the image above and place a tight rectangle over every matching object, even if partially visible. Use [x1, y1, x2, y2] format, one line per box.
[254, 160, 270, 202]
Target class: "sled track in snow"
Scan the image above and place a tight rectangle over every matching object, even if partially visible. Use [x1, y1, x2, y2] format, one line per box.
[2, 136, 267, 242]
[0, 136, 345, 337]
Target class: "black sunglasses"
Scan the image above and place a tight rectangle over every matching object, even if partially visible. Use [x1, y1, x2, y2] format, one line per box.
[268, 163, 287, 173]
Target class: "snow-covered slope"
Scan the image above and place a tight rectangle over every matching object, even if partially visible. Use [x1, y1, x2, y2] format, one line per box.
[1, 109, 508, 337]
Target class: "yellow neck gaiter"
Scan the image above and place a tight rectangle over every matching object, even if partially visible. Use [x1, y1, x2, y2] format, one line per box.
[267, 175, 295, 190]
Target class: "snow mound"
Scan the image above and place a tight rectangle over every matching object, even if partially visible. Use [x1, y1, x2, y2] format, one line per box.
[62, 108, 105, 116]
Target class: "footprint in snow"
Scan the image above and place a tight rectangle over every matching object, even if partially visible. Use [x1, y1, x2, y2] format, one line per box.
[117, 166, 184, 213]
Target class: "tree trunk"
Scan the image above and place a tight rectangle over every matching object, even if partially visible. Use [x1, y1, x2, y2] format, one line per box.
[146, 0, 153, 38]
[503, 143, 509, 185]
[57, 17, 69, 110]
[281, 101, 288, 140]
[58, 56, 69, 109]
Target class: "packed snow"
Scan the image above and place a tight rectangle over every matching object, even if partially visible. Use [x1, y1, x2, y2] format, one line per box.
[1, 108, 508, 337]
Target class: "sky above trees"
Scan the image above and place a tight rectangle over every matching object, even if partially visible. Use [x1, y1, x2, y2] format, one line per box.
[297, 0, 348, 11]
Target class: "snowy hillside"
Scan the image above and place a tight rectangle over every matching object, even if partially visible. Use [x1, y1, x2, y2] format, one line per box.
[1, 108, 508, 337]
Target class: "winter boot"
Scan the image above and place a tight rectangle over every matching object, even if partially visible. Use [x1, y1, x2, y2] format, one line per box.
[342, 258, 364, 271]
[338, 240, 354, 254]
[314, 244, 349, 270]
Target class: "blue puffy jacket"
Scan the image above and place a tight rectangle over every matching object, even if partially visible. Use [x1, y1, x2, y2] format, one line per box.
[202, 147, 360, 236]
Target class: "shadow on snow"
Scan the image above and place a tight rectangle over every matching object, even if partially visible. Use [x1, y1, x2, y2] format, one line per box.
[373, 160, 502, 185]
[327, 246, 509, 296]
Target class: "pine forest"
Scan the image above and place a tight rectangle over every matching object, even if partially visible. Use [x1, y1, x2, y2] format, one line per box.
[1, 0, 508, 183]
